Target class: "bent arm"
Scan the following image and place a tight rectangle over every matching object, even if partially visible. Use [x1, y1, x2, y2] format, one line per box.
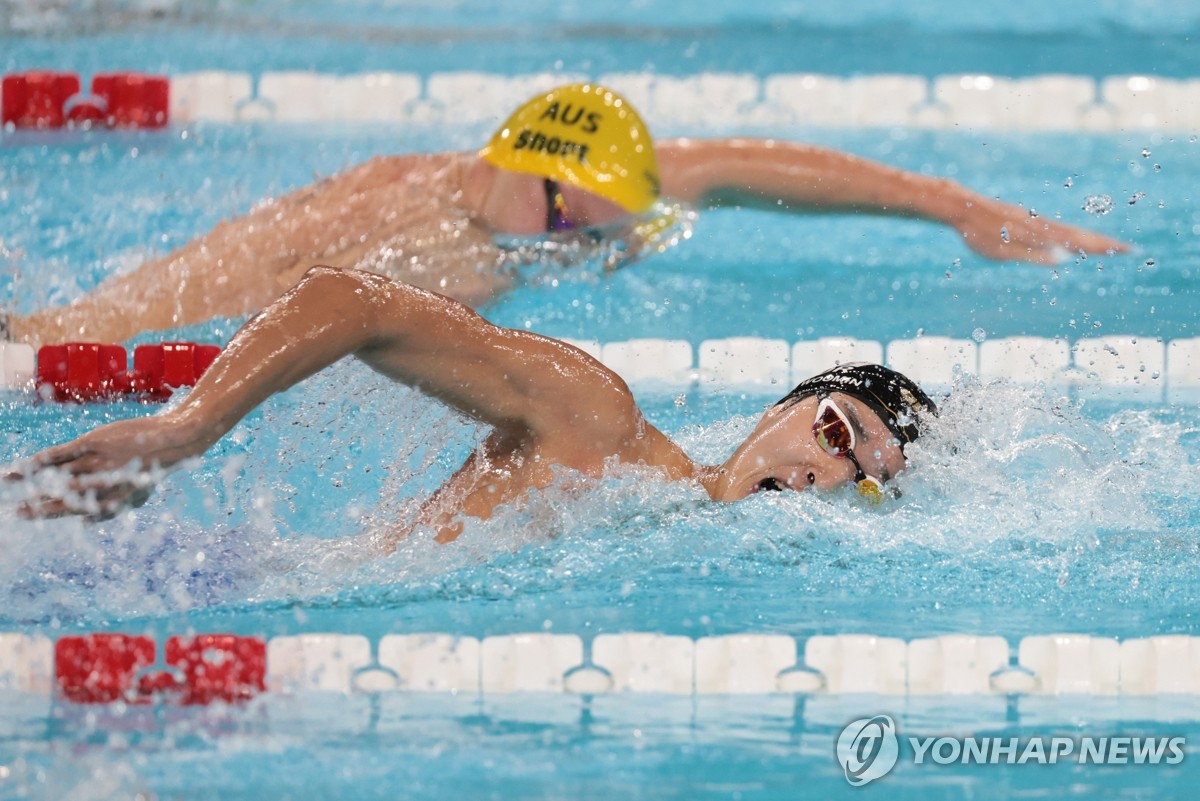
[18, 267, 639, 516]
[655, 137, 1127, 263]
[133, 267, 634, 457]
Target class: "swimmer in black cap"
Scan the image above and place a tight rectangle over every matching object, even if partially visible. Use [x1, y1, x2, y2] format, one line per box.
[14, 269, 936, 541]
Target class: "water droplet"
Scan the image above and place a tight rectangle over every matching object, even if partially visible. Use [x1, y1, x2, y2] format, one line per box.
[1063, 176, 1074, 188]
[1082, 195, 1114, 215]
[673, 394, 687, 407]
[1145, 258, 1156, 269]
[1142, 148, 1152, 158]
[971, 328, 987, 343]
[1000, 226, 1010, 243]
[1127, 192, 1145, 206]
[1154, 163, 1162, 172]
[1028, 208, 1039, 218]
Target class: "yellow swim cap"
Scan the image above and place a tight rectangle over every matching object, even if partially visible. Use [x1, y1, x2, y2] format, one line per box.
[479, 83, 659, 214]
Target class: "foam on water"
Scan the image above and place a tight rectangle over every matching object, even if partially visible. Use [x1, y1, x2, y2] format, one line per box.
[3, 368, 1198, 636]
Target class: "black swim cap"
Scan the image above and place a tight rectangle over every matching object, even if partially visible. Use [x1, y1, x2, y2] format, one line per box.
[774, 362, 937, 450]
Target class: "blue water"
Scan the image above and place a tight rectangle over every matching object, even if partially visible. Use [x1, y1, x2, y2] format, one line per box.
[4, 2, 1200, 799]
[5, 0, 1200, 78]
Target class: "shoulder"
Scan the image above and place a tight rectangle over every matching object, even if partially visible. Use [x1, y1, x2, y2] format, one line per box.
[502, 331, 649, 444]
[340, 151, 468, 184]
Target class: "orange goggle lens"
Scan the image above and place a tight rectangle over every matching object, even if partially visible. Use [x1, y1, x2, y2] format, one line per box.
[813, 397, 855, 456]
[812, 397, 887, 504]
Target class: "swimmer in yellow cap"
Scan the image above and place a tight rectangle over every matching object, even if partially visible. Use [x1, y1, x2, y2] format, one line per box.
[4, 82, 1126, 346]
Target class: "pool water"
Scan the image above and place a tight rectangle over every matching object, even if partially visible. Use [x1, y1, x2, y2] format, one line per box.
[4, 1, 1200, 799]
[6, 0, 1200, 78]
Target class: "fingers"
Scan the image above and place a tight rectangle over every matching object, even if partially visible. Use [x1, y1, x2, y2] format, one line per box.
[10, 443, 158, 520]
[964, 218, 1130, 264]
[1042, 219, 1129, 256]
[8, 420, 168, 519]
[4, 438, 92, 483]
[20, 441, 142, 480]
[17, 479, 156, 521]
[17, 495, 79, 520]
[1070, 230, 1130, 255]
[19, 444, 103, 481]
[33, 448, 76, 469]
[30, 441, 91, 470]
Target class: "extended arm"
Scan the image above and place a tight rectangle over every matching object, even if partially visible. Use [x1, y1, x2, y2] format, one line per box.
[655, 137, 1127, 264]
[17, 266, 639, 517]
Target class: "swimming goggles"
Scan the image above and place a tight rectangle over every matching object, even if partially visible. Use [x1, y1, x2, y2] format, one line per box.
[812, 394, 886, 503]
[543, 178, 577, 232]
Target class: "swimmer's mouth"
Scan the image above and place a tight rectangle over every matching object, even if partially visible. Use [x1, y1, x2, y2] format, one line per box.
[754, 477, 786, 493]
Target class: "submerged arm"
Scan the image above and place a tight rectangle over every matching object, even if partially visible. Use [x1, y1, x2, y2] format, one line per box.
[17, 266, 640, 517]
[655, 137, 1128, 263]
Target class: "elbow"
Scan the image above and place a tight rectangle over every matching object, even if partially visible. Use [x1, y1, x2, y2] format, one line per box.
[296, 264, 360, 292]
[291, 265, 381, 333]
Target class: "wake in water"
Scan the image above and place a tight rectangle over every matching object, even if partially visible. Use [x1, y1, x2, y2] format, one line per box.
[2, 368, 1199, 626]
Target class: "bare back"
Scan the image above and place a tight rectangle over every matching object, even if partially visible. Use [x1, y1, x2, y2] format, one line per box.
[15, 153, 511, 343]
[268, 153, 508, 303]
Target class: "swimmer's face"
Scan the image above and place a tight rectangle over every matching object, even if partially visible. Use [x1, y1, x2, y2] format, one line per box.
[709, 392, 907, 502]
[483, 164, 642, 236]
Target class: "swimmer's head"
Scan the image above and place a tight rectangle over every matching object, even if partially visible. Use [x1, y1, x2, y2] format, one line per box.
[773, 362, 937, 451]
[710, 363, 937, 502]
[479, 83, 660, 214]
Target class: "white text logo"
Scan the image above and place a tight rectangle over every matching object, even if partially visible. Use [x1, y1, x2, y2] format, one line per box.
[835, 718, 1185, 786]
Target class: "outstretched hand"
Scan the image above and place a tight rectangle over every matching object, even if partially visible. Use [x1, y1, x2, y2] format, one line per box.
[8, 416, 201, 519]
[954, 197, 1128, 264]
